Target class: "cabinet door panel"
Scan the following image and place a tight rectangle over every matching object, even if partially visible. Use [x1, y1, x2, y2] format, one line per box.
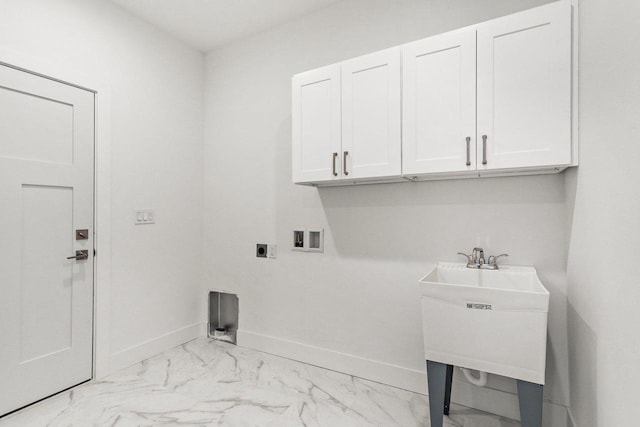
[292, 65, 341, 183]
[477, 1, 571, 170]
[342, 48, 401, 179]
[402, 29, 476, 175]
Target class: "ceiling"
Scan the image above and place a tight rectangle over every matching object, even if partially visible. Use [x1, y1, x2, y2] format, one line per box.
[109, 0, 344, 52]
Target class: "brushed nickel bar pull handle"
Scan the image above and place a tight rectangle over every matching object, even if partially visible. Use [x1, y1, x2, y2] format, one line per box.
[482, 135, 488, 165]
[332, 152, 338, 176]
[465, 137, 471, 166]
[343, 151, 349, 176]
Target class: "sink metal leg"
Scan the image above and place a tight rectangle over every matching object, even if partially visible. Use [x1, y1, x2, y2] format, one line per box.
[426, 360, 454, 427]
[427, 361, 543, 427]
[444, 364, 454, 415]
[516, 380, 543, 427]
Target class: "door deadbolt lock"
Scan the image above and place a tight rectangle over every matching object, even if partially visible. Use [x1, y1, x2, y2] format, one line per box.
[76, 229, 89, 240]
[67, 250, 89, 261]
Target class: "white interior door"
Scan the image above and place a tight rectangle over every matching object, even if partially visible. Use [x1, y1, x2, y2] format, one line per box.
[402, 28, 476, 175]
[0, 63, 94, 416]
[341, 48, 401, 179]
[477, 1, 572, 170]
[292, 64, 342, 183]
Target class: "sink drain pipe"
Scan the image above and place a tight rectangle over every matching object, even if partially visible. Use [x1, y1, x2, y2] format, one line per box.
[460, 367, 488, 387]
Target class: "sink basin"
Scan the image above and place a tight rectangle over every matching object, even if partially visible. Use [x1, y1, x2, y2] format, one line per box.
[419, 262, 549, 384]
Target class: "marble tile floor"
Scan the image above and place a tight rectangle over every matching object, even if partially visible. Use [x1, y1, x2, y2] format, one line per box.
[0, 338, 520, 427]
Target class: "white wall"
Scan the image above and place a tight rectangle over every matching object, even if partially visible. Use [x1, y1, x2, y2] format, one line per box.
[566, 0, 640, 426]
[9, 1, 631, 424]
[0, 0, 204, 371]
[203, 0, 570, 421]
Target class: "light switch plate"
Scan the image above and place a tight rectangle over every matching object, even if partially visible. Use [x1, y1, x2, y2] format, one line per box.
[135, 209, 155, 225]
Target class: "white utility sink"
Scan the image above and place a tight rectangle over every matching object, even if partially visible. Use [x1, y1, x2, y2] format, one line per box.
[419, 262, 550, 384]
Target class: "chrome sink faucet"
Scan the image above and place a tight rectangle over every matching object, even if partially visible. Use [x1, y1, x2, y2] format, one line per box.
[473, 247, 485, 266]
[458, 248, 508, 270]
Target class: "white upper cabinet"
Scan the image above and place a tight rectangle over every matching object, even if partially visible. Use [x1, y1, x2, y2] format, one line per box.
[292, 0, 575, 186]
[292, 64, 341, 183]
[477, 1, 572, 171]
[402, 28, 476, 175]
[342, 48, 401, 179]
[292, 50, 401, 184]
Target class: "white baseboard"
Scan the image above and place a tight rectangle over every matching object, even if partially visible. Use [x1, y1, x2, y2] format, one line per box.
[108, 322, 206, 375]
[238, 329, 568, 426]
[238, 329, 427, 394]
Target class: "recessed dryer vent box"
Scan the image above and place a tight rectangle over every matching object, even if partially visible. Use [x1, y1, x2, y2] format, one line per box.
[208, 291, 238, 344]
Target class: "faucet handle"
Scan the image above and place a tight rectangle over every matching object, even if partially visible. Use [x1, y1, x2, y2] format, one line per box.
[472, 247, 485, 265]
[457, 252, 473, 264]
[488, 254, 508, 267]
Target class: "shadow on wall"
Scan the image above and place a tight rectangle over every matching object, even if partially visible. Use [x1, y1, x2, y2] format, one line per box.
[536, 269, 571, 406]
[316, 173, 568, 263]
[563, 168, 578, 268]
[567, 303, 597, 427]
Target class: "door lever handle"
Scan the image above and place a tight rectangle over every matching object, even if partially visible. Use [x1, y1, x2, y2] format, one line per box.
[67, 250, 89, 260]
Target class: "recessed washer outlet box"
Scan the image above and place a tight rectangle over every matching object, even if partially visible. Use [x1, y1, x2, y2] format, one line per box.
[292, 230, 305, 251]
[256, 243, 267, 258]
[292, 228, 324, 252]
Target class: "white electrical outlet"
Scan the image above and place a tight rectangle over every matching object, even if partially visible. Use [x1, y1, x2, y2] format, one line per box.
[268, 244, 277, 259]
